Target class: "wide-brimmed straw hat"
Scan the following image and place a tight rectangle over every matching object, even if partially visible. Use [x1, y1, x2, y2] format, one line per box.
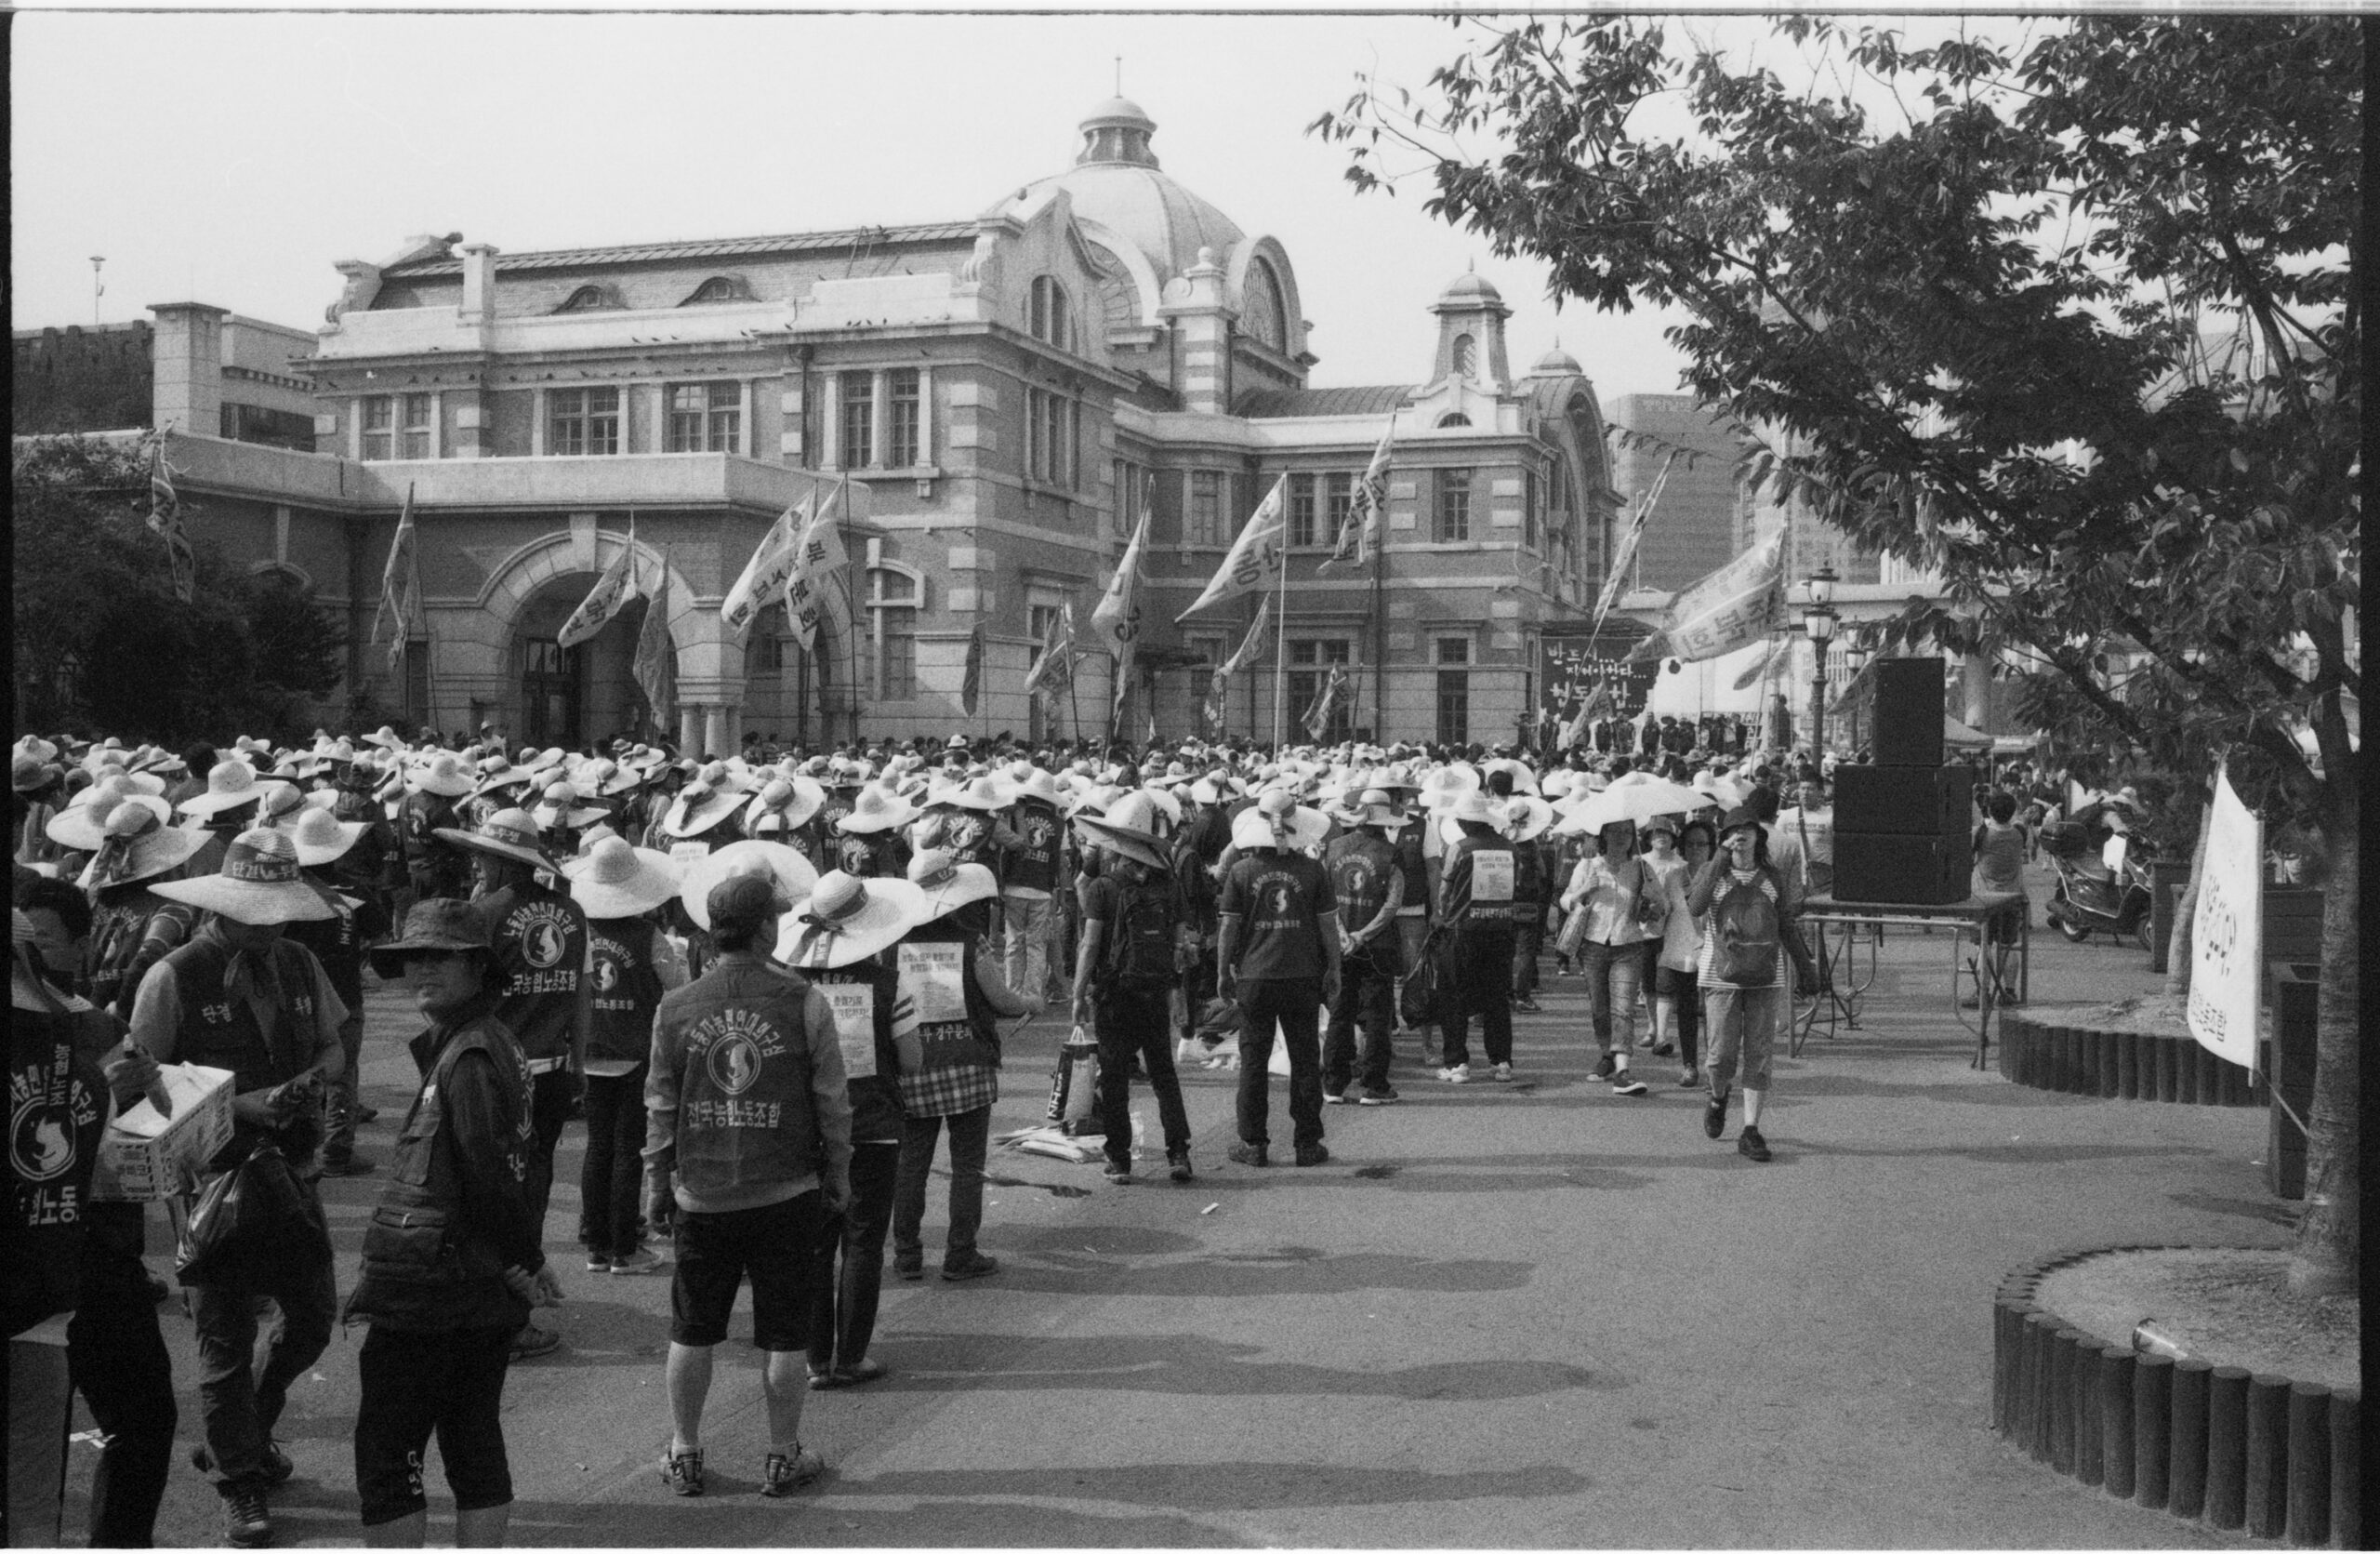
[280, 804, 366, 867]
[1418, 764, 1482, 810]
[76, 802, 206, 892]
[776, 870, 927, 971]
[1338, 787, 1408, 834]
[1073, 790, 1172, 870]
[835, 785, 918, 835]
[48, 789, 172, 852]
[178, 759, 291, 818]
[433, 808, 554, 871]
[1501, 794, 1555, 843]
[1229, 790, 1329, 852]
[906, 847, 998, 923]
[742, 775, 826, 834]
[407, 752, 478, 799]
[149, 828, 337, 925]
[1483, 757, 1540, 797]
[679, 841, 821, 933]
[1448, 791, 1501, 827]
[662, 780, 745, 839]
[533, 780, 607, 830]
[562, 836, 683, 920]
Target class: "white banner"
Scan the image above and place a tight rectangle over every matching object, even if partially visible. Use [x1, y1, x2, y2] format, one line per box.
[898, 942, 969, 1026]
[1630, 533, 1785, 665]
[721, 498, 808, 638]
[818, 982, 878, 1079]
[2186, 764, 2263, 1073]
[1177, 476, 1287, 621]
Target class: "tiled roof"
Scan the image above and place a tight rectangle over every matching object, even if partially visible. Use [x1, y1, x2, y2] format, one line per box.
[382, 222, 980, 278]
[1234, 384, 1415, 419]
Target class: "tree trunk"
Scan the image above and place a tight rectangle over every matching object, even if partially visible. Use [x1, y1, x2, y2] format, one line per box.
[2289, 790, 2357, 1295]
[2163, 804, 2212, 999]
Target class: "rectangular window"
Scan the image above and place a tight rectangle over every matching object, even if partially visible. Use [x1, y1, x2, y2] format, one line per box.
[886, 369, 921, 468]
[746, 635, 788, 677]
[1436, 468, 1473, 542]
[1525, 468, 1540, 551]
[875, 610, 916, 700]
[1027, 389, 1077, 487]
[400, 393, 433, 459]
[1288, 474, 1318, 549]
[1325, 472, 1355, 549]
[1188, 471, 1223, 547]
[360, 395, 394, 461]
[668, 382, 742, 453]
[1436, 637, 1471, 744]
[549, 387, 621, 457]
[1111, 458, 1140, 537]
[839, 373, 875, 468]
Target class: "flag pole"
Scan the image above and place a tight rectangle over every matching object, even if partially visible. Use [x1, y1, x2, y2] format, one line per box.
[1271, 552, 1289, 751]
[839, 477, 857, 747]
[1371, 506, 1386, 743]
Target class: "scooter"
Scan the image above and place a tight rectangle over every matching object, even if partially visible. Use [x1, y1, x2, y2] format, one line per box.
[2041, 822, 2156, 950]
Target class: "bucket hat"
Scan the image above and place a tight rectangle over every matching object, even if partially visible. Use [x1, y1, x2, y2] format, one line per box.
[368, 897, 495, 979]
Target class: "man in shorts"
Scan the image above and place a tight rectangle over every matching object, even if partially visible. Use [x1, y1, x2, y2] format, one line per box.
[643, 872, 853, 1499]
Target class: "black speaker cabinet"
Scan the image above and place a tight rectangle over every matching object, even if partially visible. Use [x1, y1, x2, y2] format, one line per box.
[1872, 657, 1947, 767]
[1834, 764, 1975, 837]
[1832, 830, 1971, 905]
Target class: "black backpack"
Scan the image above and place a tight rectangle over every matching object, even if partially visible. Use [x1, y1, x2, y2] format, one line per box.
[1100, 869, 1179, 991]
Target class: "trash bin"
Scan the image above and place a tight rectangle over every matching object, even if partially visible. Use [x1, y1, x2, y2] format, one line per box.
[2266, 962, 2320, 1200]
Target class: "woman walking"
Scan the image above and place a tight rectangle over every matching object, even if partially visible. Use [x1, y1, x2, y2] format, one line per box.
[1555, 818, 1667, 1096]
[1685, 806, 1803, 1162]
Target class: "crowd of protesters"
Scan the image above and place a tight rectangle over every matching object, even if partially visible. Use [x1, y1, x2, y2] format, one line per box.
[12, 715, 2144, 1546]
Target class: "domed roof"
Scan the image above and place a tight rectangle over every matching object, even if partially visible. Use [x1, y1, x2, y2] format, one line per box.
[1528, 346, 1583, 377]
[990, 100, 1245, 286]
[1434, 270, 1506, 309]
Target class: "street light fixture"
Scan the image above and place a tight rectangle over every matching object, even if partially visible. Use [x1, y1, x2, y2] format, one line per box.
[1802, 564, 1840, 758]
[1839, 631, 1871, 756]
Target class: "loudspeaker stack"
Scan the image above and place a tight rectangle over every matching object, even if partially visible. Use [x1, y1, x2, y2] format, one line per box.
[1832, 657, 1972, 904]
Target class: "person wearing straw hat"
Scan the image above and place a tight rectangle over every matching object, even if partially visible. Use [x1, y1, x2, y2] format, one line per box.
[401, 752, 480, 905]
[889, 851, 1039, 1260]
[643, 871, 852, 1500]
[1321, 790, 1407, 1107]
[13, 749, 70, 874]
[786, 870, 919, 1388]
[1430, 791, 1520, 1085]
[177, 758, 290, 881]
[74, 799, 207, 1016]
[1501, 793, 1557, 1016]
[562, 838, 689, 1277]
[996, 764, 1065, 1004]
[349, 897, 559, 1548]
[130, 829, 349, 1545]
[281, 806, 390, 1176]
[435, 808, 588, 1361]
[1216, 791, 1342, 1168]
[833, 785, 917, 880]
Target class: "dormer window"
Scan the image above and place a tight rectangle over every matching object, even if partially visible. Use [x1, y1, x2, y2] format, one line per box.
[555, 285, 624, 313]
[1452, 333, 1478, 379]
[1244, 259, 1288, 353]
[682, 275, 755, 306]
[1029, 276, 1071, 352]
[1437, 412, 1472, 429]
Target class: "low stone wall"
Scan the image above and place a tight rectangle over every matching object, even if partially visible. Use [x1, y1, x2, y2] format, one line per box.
[1998, 1014, 2264, 1106]
[1994, 1246, 2360, 1546]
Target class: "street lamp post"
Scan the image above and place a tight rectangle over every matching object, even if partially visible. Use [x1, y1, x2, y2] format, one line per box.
[1803, 564, 1839, 761]
[1840, 633, 1871, 757]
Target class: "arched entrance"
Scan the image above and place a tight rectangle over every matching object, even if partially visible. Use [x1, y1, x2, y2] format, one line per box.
[510, 573, 658, 748]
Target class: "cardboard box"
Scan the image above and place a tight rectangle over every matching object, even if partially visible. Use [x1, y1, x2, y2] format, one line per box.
[97, 1064, 233, 1202]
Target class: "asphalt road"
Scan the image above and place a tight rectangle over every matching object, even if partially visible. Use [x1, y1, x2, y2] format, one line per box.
[87, 875, 2283, 1548]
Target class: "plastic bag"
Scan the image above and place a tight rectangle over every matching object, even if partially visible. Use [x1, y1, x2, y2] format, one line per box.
[175, 1144, 323, 1288]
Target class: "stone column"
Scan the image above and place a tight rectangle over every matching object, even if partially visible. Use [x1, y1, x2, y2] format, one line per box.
[679, 705, 704, 756]
[703, 706, 731, 758]
[150, 302, 229, 437]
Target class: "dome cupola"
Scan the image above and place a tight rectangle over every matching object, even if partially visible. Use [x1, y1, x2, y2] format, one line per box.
[1078, 97, 1160, 167]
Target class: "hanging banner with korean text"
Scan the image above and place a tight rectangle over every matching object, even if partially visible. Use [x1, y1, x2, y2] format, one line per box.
[2186, 764, 2262, 1073]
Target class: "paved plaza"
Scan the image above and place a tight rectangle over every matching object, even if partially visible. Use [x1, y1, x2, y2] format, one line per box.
[93, 866, 2278, 1548]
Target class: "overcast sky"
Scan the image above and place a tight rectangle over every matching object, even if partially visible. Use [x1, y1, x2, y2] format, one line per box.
[9, 11, 1737, 404]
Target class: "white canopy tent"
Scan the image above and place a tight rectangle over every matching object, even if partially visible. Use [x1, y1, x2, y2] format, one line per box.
[1643, 634, 1811, 719]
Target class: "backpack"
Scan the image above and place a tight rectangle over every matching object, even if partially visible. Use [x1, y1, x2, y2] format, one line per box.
[1711, 871, 1780, 987]
[1100, 869, 1179, 991]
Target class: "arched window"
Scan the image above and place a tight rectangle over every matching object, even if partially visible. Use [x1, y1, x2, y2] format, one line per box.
[555, 285, 624, 313]
[1452, 332, 1477, 379]
[866, 564, 922, 700]
[1436, 412, 1472, 429]
[681, 275, 754, 306]
[1028, 276, 1070, 352]
[1244, 259, 1288, 352]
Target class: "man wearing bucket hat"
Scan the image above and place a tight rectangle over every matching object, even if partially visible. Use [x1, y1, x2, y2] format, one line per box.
[130, 829, 349, 1546]
[349, 897, 559, 1547]
[434, 808, 589, 1361]
[562, 838, 689, 1276]
[644, 871, 852, 1500]
[1216, 791, 1342, 1167]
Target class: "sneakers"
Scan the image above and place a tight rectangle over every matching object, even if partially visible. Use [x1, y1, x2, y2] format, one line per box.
[761, 1444, 826, 1497]
[220, 1481, 271, 1547]
[1491, 1062, 1514, 1083]
[1293, 1143, 1330, 1168]
[1610, 1073, 1650, 1097]
[1322, 1085, 1350, 1105]
[893, 1255, 924, 1282]
[1593, 1053, 1619, 1081]
[318, 1154, 376, 1177]
[1357, 1084, 1400, 1106]
[1435, 1063, 1471, 1084]
[611, 1247, 664, 1276]
[193, 1440, 293, 1487]
[1703, 1095, 1727, 1139]
[1511, 996, 1541, 1014]
[586, 1253, 613, 1272]
[1103, 1160, 1133, 1182]
[1676, 1069, 1702, 1089]
[941, 1252, 999, 1282]
[1739, 1125, 1772, 1162]
[1226, 1140, 1269, 1168]
[661, 1445, 706, 1497]
[1650, 1041, 1677, 1057]
[1167, 1149, 1195, 1183]
[510, 1323, 563, 1361]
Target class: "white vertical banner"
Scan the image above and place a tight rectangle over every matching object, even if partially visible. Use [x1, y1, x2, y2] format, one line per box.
[2185, 764, 2263, 1074]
